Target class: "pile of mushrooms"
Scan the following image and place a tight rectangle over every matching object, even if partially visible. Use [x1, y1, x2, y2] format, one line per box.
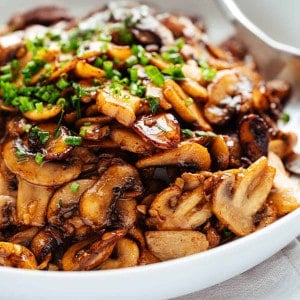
[0, 2, 299, 271]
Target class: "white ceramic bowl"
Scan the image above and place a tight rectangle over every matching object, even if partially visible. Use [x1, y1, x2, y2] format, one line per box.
[0, 1, 299, 299]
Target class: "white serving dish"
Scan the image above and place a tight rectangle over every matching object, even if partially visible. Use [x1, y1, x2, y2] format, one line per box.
[0, 1, 299, 299]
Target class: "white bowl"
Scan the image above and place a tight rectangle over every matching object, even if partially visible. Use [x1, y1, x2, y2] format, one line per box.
[0, 1, 299, 299]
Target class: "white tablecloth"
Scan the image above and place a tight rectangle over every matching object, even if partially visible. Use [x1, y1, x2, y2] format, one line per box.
[178, 237, 300, 299]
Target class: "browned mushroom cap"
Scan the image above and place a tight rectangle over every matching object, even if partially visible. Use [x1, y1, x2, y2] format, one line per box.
[110, 126, 154, 155]
[9, 227, 39, 246]
[267, 152, 300, 216]
[3, 139, 82, 186]
[99, 237, 139, 270]
[0, 241, 37, 269]
[23, 105, 63, 122]
[0, 195, 16, 228]
[30, 227, 62, 265]
[114, 198, 137, 230]
[7, 5, 74, 30]
[79, 162, 143, 229]
[132, 113, 181, 150]
[61, 229, 126, 271]
[239, 114, 269, 162]
[47, 179, 96, 227]
[28, 123, 73, 161]
[204, 70, 253, 125]
[136, 142, 211, 170]
[16, 176, 54, 226]
[212, 156, 275, 236]
[145, 230, 209, 261]
[147, 174, 211, 230]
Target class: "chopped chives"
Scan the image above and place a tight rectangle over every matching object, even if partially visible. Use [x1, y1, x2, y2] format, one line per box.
[35, 152, 44, 165]
[64, 136, 82, 146]
[35, 102, 44, 113]
[70, 182, 80, 193]
[56, 77, 69, 90]
[145, 66, 165, 87]
[129, 68, 138, 82]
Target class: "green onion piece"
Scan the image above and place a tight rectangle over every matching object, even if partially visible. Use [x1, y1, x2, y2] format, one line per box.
[147, 96, 160, 114]
[35, 152, 44, 165]
[125, 55, 138, 67]
[195, 130, 216, 137]
[0, 73, 12, 82]
[94, 57, 103, 68]
[162, 66, 185, 79]
[145, 66, 165, 87]
[79, 128, 87, 136]
[184, 97, 194, 107]
[139, 55, 149, 65]
[103, 60, 114, 78]
[11, 59, 19, 69]
[280, 112, 290, 124]
[35, 102, 44, 113]
[38, 131, 50, 144]
[23, 124, 32, 133]
[129, 68, 138, 82]
[64, 136, 82, 146]
[181, 128, 193, 138]
[56, 77, 69, 90]
[202, 67, 217, 82]
[1, 65, 11, 74]
[70, 182, 80, 193]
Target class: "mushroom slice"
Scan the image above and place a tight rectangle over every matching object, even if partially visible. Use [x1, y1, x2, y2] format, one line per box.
[47, 179, 96, 227]
[30, 227, 62, 265]
[145, 230, 209, 261]
[0, 242, 37, 269]
[23, 105, 62, 122]
[28, 123, 73, 161]
[97, 86, 142, 127]
[9, 227, 39, 246]
[239, 114, 269, 162]
[212, 156, 275, 236]
[61, 229, 126, 271]
[80, 124, 110, 141]
[132, 113, 181, 150]
[267, 152, 300, 216]
[3, 139, 82, 186]
[99, 237, 139, 270]
[74, 60, 106, 79]
[110, 126, 154, 154]
[136, 142, 211, 171]
[0, 195, 16, 228]
[147, 174, 211, 230]
[17, 176, 54, 226]
[114, 198, 137, 230]
[162, 79, 212, 131]
[79, 162, 142, 229]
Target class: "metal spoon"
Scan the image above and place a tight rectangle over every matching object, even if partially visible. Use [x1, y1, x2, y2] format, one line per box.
[215, 0, 300, 89]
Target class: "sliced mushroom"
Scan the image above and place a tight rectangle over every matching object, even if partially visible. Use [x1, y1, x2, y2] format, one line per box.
[17, 176, 54, 226]
[97, 86, 142, 127]
[162, 79, 212, 131]
[99, 237, 139, 270]
[113, 198, 137, 230]
[8, 227, 39, 246]
[3, 139, 82, 186]
[147, 177, 212, 230]
[75, 60, 106, 79]
[23, 105, 62, 122]
[47, 179, 96, 227]
[239, 114, 269, 162]
[145, 230, 209, 261]
[79, 162, 142, 229]
[0, 241, 37, 269]
[27, 124, 73, 161]
[61, 229, 126, 271]
[110, 126, 154, 154]
[267, 152, 300, 216]
[30, 227, 62, 265]
[212, 156, 275, 236]
[136, 142, 211, 170]
[132, 113, 180, 150]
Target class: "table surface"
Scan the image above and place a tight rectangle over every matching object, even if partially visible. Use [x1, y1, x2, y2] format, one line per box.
[177, 237, 300, 299]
